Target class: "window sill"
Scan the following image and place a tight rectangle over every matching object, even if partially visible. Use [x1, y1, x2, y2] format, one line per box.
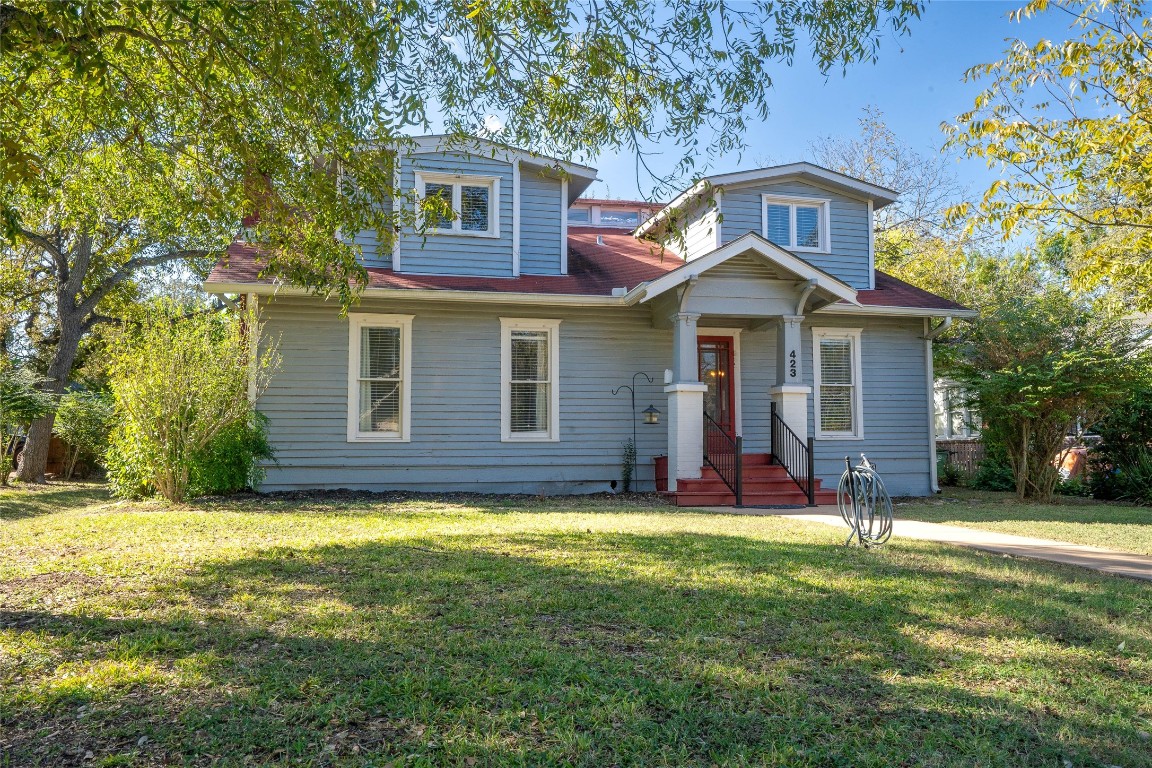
[348, 434, 410, 443]
[816, 433, 865, 441]
[502, 434, 559, 443]
[424, 228, 501, 239]
[792, 245, 831, 254]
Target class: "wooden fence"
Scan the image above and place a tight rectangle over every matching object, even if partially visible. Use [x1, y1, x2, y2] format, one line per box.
[936, 439, 984, 476]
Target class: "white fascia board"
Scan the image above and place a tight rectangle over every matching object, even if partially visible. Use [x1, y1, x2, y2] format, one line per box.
[815, 303, 978, 319]
[627, 232, 858, 307]
[706, 162, 899, 206]
[634, 179, 709, 237]
[404, 135, 597, 191]
[637, 163, 899, 239]
[201, 281, 625, 307]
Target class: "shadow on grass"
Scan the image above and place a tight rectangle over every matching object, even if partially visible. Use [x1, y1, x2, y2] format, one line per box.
[902, 499, 1152, 526]
[0, 483, 110, 521]
[3, 531, 1150, 767]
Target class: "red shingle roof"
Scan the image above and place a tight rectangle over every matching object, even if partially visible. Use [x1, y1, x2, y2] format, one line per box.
[206, 229, 968, 312]
[861, 271, 970, 312]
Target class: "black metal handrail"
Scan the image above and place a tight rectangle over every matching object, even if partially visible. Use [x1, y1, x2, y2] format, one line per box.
[703, 411, 742, 505]
[770, 402, 816, 506]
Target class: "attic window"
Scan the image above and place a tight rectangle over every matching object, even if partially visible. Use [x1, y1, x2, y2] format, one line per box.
[567, 208, 591, 224]
[762, 195, 830, 253]
[414, 172, 500, 238]
[600, 209, 640, 228]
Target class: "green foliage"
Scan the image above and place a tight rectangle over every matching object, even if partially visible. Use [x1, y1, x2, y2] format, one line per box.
[620, 438, 637, 493]
[1056, 476, 1093, 498]
[944, 0, 1152, 308]
[940, 259, 1150, 502]
[53, 390, 114, 479]
[188, 412, 275, 497]
[937, 460, 966, 488]
[1091, 448, 1152, 506]
[1088, 385, 1152, 504]
[969, 447, 1017, 492]
[106, 303, 278, 502]
[0, 365, 56, 485]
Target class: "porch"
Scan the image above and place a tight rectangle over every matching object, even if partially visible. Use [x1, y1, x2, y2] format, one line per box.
[626, 233, 860, 506]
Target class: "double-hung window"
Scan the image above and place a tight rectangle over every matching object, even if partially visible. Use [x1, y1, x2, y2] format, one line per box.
[347, 314, 413, 442]
[500, 318, 560, 441]
[812, 327, 863, 439]
[762, 195, 830, 252]
[414, 171, 500, 237]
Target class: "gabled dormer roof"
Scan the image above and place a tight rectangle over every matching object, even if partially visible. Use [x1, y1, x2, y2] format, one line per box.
[635, 161, 898, 238]
[404, 134, 599, 203]
[623, 232, 859, 309]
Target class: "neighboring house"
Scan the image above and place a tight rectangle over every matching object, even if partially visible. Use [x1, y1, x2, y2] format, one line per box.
[934, 380, 979, 441]
[204, 136, 975, 504]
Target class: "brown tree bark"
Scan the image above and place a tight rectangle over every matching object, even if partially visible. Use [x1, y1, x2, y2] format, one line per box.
[16, 313, 84, 483]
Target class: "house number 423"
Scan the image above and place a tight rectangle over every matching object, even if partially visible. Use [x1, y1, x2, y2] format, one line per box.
[789, 350, 797, 378]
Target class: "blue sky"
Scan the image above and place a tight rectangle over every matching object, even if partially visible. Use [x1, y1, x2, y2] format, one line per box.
[583, 0, 1078, 202]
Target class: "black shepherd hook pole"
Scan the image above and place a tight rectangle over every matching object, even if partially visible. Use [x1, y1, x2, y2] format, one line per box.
[612, 371, 655, 472]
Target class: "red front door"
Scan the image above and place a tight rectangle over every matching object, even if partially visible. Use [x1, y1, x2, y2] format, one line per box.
[698, 336, 735, 437]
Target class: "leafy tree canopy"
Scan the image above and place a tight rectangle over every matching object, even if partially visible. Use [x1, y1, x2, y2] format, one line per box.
[938, 255, 1151, 502]
[944, 0, 1152, 308]
[3, 0, 925, 297]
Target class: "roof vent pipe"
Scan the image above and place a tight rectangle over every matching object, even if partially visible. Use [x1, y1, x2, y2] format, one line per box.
[596, 235, 605, 246]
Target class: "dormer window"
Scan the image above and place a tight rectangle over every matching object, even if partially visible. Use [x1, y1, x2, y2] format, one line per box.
[414, 172, 500, 238]
[599, 209, 640, 228]
[761, 195, 830, 253]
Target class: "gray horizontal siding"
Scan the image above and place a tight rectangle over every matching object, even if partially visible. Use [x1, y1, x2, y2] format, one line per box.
[257, 297, 672, 493]
[255, 299, 932, 496]
[520, 169, 564, 275]
[396, 153, 515, 277]
[804, 315, 932, 496]
[354, 227, 392, 269]
[720, 180, 873, 290]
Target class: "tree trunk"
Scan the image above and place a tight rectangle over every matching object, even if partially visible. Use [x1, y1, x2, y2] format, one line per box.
[15, 313, 85, 483]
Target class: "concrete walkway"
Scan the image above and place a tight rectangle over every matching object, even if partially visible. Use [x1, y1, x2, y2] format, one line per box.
[702, 505, 1152, 582]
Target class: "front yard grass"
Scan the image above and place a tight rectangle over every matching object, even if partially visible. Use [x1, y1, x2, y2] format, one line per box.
[2, 483, 1150, 767]
[897, 488, 1152, 555]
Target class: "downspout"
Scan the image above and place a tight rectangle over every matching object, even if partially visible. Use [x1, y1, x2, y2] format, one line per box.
[923, 316, 952, 493]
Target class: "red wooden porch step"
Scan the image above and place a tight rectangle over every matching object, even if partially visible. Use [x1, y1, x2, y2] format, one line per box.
[654, 453, 837, 508]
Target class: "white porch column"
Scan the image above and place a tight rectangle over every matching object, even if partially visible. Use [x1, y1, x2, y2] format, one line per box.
[769, 314, 811, 438]
[664, 312, 707, 492]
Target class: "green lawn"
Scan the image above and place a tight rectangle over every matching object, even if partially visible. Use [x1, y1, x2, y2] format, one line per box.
[897, 488, 1152, 555]
[2, 484, 1150, 767]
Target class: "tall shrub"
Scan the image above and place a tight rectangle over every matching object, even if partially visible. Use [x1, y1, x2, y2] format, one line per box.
[106, 304, 278, 502]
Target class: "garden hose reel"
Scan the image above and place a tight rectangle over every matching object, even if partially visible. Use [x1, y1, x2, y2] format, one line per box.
[837, 454, 894, 548]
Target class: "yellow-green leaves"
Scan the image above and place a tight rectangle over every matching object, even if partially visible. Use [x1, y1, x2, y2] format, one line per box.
[945, 0, 1152, 309]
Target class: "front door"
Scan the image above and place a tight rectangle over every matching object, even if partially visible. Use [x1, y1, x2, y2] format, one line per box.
[698, 336, 735, 437]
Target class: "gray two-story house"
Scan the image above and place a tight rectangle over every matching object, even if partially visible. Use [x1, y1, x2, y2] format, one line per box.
[205, 136, 974, 505]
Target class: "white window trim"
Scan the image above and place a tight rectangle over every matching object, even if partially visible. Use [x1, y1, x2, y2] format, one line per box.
[761, 194, 831, 254]
[414, 171, 501, 238]
[347, 313, 414, 442]
[500, 317, 561, 442]
[812, 327, 863, 440]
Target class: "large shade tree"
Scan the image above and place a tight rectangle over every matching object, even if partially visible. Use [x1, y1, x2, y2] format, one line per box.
[944, 0, 1152, 308]
[939, 256, 1150, 502]
[1, 0, 924, 481]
